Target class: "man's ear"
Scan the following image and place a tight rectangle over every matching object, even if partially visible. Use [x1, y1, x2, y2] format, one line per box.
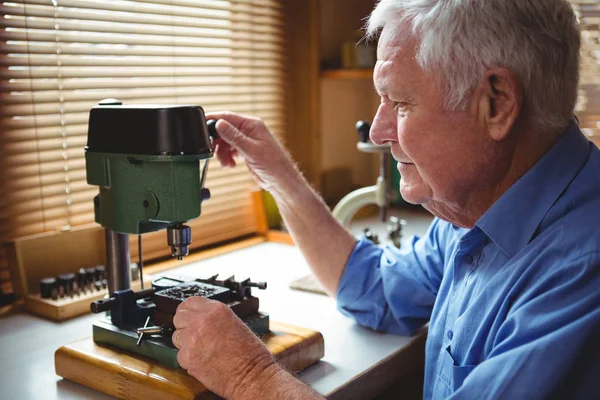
[474, 68, 523, 141]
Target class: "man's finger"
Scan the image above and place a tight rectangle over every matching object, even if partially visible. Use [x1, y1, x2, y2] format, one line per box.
[173, 309, 192, 329]
[215, 119, 254, 153]
[215, 142, 234, 167]
[177, 295, 211, 312]
[205, 111, 247, 129]
[172, 328, 186, 349]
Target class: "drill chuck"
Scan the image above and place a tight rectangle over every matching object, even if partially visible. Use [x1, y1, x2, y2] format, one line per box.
[167, 224, 192, 260]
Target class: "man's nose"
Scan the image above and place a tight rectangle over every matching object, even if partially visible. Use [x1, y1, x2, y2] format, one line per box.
[370, 104, 396, 145]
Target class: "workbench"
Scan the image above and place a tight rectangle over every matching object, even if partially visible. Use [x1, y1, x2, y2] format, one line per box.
[0, 241, 426, 400]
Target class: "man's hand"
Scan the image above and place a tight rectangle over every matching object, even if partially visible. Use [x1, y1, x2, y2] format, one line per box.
[172, 296, 280, 399]
[207, 111, 357, 297]
[207, 111, 300, 194]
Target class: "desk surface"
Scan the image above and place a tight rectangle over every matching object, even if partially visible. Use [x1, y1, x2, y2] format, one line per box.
[0, 241, 426, 400]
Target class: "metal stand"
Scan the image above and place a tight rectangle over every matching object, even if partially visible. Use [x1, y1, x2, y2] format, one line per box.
[104, 228, 131, 295]
[332, 141, 391, 227]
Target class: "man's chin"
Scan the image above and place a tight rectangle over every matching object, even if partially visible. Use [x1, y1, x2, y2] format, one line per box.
[399, 183, 430, 205]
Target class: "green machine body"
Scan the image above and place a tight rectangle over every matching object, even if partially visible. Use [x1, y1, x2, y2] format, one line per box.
[85, 101, 216, 258]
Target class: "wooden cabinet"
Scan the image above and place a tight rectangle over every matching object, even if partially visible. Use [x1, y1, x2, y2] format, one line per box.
[284, 0, 380, 204]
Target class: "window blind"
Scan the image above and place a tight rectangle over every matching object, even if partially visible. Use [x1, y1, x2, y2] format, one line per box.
[0, 0, 286, 293]
[573, 0, 600, 145]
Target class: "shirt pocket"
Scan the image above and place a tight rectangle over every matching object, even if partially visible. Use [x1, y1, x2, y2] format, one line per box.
[444, 345, 477, 391]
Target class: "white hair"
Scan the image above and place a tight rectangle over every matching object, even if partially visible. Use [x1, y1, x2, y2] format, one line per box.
[367, 0, 581, 133]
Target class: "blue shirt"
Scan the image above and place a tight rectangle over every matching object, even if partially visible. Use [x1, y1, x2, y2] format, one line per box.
[336, 122, 600, 399]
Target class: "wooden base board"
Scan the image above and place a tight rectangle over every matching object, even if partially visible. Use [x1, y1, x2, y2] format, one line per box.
[55, 321, 324, 400]
[25, 276, 153, 321]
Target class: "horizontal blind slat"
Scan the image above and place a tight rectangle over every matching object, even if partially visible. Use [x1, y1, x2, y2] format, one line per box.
[1, 3, 283, 27]
[0, 44, 284, 63]
[1, 67, 284, 80]
[0, 18, 281, 40]
[1, 55, 284, 68]
[0, 30, 283, 47]
[7, 0, 282, 19]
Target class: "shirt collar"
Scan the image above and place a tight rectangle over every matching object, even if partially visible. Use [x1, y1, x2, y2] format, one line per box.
[476, 121, 592, 258]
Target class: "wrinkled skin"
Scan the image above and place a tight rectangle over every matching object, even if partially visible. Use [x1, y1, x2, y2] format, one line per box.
[172, 296, 279, 399]
[369, 21, 520, 228]
[208, 112, 299, 194]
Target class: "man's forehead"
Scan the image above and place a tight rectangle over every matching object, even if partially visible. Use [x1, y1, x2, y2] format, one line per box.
[376, 17, 416, 59]
[374, 20, 419, 95]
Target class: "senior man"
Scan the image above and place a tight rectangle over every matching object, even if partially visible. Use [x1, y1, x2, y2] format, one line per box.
[171, 0, 600, 399]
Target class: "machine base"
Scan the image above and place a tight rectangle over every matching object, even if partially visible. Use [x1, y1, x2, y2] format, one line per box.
[55, 321, 324, 400]
[92, 313, 270, 369]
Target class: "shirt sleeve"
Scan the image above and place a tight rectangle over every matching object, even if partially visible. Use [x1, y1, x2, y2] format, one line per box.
[448, 252, 600, 399]
[336, 217, 447, 335]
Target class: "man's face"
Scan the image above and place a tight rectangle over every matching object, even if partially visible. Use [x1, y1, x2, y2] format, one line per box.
[371, 21, 506, 225]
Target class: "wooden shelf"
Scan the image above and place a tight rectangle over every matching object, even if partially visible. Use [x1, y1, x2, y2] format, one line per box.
[321, 68, 373, 79]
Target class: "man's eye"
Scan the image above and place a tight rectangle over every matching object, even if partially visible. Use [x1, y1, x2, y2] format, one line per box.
[393, 102, 409, 113]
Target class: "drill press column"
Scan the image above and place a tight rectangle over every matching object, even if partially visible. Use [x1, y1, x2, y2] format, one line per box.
[105, 228, 131, 294]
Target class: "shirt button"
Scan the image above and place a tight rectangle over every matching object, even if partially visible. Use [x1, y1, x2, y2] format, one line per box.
[447, 330, 453, 340]
[465, 255, 474, 264]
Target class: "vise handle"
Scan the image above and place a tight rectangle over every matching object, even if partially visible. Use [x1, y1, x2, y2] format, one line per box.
[90, 287, 155, 314]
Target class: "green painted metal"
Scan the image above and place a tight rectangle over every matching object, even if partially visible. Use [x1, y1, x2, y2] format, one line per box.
[86, 152, 212, 234]
[93, 318, 181, 368]
[93, 313, 270, 369]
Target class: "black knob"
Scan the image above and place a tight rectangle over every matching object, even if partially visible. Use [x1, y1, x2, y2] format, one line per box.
[248, 281, 267, 290]
[200, 188, 211, 201]
[57, 273, 76, 296]
[90, 298, 112, 314]
[95, 265, 105, 281]
[85, 267, 96, 285]
[207, 119, 219, 139]
[77, 268, 87, 288]
[356, 120, 371, 143]
[40, 277, 57, 299]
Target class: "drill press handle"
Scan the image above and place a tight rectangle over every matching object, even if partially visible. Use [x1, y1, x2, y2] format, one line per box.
[356, 120, 371, 143]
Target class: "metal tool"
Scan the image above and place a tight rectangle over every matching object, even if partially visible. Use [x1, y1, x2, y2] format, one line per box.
[40, 277, 57, 299]
[90, 287, 156, 314]
[84, 101, 270, 369]
[136, 316, 151, 347]
[91, 275, 269, 368]
[85, 100, 218, 294]
[136, 325, 174, 335]
[387, 216, 406, 248]
[332, 120, 393, 226]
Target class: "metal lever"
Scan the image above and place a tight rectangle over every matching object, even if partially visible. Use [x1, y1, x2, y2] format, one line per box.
[137, 325, 174, 335]
[136, 316, 151, 347]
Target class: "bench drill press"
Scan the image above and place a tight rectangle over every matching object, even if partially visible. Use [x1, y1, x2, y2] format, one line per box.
[54, 101, 324, 399]
[84, 100, 268, 368]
